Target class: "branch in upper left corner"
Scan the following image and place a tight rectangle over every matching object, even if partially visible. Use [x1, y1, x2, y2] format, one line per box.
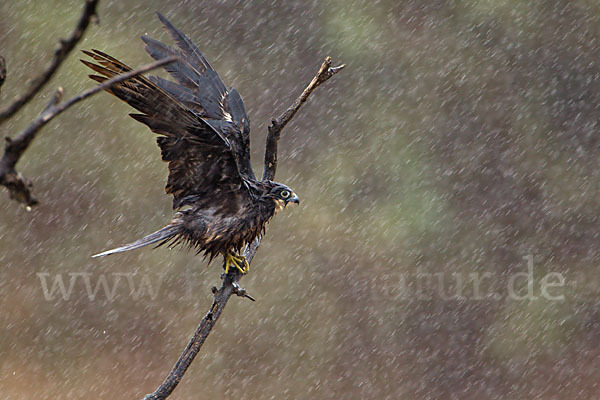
[0, 0, 99, 124]
[0, 56, 178, 207]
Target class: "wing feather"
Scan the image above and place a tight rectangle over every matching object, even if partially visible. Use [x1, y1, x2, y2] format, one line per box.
[143, 13, 254, 178]
[82, 49, 250, 210]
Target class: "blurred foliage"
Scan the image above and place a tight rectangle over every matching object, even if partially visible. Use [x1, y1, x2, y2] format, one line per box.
[1, 0, 599, 399]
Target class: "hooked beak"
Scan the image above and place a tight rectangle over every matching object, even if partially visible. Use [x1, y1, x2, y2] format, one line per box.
[286, 193, 300, 205]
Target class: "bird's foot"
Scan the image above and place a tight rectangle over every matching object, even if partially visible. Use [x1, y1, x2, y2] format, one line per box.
[224, 252, 250, 274]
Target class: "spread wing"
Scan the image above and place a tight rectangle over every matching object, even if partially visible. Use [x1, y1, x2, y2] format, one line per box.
[82, 48, 253, 210]
[142, 12, 254, 178]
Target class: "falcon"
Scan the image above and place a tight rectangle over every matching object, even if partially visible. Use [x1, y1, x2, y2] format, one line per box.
[83, 13, 299, 274]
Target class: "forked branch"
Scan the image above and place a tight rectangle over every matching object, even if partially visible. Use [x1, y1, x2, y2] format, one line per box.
[263, 57, 345, 181]
[143, 57, 345, 400]
[0, 0, 99, 124]
[0, 56, 179, 207]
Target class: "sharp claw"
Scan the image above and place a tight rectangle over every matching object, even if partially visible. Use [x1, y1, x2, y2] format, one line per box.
[224, 252, 250, 275]
[235, 260, 247, 274]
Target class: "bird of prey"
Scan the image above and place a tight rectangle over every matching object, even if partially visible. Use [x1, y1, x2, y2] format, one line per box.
[83, 13, 299, 274]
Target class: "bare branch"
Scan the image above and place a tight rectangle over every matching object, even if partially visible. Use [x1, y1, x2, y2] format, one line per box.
[0, 0, 99, 124]
[142, 270, 246, 400]
[0, 55, 179, 207]
[142, 57, 344, 400]
[0, 55, 6, 91]
[263, 56, 345, 181]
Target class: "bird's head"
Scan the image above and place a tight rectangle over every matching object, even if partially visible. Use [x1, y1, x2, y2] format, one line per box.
[263, 182, 300, 212]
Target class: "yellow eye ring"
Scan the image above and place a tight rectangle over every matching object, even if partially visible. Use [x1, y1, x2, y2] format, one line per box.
[280, 190, 290, 198]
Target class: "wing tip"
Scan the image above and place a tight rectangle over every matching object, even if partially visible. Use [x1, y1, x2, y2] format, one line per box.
[156, 11, 178, 34]
[156, 11, 169, 26]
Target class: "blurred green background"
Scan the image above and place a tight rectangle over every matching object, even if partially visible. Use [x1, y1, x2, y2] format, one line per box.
[1, 0, 599, 398]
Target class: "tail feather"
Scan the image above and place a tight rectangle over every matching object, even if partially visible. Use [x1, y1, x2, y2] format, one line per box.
[92, 224, 181, 258]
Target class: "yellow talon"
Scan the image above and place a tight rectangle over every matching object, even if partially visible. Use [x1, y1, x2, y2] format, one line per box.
[224, 252, 250, 274]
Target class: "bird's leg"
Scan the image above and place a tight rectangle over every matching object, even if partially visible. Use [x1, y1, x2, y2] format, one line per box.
[224, 251, 250, 274]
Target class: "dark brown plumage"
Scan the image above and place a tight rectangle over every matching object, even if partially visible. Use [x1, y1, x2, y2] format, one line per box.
[85, 13, 299, 273]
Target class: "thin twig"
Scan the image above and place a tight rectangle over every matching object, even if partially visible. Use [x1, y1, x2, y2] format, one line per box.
[0, 0, 99, 124]
[0, 55, 179, 206]
[0, 55, 6, 92]
[142, 56, 344, 400]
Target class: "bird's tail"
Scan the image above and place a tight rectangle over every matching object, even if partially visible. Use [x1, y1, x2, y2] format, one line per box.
[92, 223, 182, 258]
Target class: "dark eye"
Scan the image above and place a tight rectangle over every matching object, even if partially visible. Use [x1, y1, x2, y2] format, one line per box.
[280, 190, 290, 198]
